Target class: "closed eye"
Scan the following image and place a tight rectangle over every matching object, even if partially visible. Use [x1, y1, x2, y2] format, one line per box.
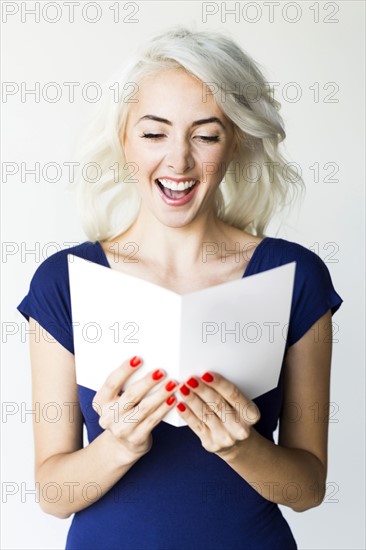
[140, 133, 220, 142]
[141, 133, 165, 139]
[198, 136, 220, 142]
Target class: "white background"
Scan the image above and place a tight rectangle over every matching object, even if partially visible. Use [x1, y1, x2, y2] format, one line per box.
[1, 1, 365, 548]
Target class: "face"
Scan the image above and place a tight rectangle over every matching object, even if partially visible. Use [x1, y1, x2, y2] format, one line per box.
[121, 69, 238, 228]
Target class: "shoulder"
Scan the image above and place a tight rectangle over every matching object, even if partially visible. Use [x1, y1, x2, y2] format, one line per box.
[17, 241, 106, 355]
[23, 241, 107, 306]
[261, 236, 321, 264]
[29, 241, 106, 285]
[262, 236, 336, 287]
[261, 237, 343, 347]
[257, 236, 335, 284]
[262, 235, 340, 293]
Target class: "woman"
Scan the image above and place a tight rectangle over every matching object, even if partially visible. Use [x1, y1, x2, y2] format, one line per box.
[17, 27, 343, 549]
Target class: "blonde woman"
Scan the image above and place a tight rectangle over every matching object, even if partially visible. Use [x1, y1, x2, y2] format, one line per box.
[18, 27, 343, 549]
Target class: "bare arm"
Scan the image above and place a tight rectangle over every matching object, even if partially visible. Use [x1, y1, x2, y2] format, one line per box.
[175, 309, 333, 512]
[29, 318, 178, 518]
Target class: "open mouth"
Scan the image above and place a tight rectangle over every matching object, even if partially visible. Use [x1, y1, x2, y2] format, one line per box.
[155, 178, 198, 200]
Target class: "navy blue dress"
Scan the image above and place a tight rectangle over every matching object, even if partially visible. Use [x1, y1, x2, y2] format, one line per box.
[17, 237, 343, 550]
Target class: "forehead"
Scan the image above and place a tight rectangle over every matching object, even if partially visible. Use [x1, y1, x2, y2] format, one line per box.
[131, 69, 223, 117]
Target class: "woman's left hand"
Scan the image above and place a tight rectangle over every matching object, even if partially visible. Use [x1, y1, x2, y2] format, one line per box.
[176, 372, 261, 460]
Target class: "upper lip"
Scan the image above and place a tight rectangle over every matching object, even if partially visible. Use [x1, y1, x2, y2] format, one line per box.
[156, 177, 199, 183]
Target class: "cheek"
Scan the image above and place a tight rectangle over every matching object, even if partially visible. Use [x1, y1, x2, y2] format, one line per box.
[196, 147, 231, 178]
[124, 141, 151, 168]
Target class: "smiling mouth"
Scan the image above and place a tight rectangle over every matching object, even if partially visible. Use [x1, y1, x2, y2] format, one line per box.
[155, 178, 198, 199]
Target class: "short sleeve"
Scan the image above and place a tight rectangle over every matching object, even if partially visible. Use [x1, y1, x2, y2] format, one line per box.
[286, 245, 343, 347]
[17, 250, 74, 354]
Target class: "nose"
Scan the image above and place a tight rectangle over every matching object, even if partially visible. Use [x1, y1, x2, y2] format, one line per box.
[166, 135, 194, 174]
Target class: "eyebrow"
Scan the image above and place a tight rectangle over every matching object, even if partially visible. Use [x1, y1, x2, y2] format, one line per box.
[135, 114, 226, 130]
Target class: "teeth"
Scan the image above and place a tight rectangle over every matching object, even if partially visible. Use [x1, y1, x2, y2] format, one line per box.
[157, 178, 197, 191]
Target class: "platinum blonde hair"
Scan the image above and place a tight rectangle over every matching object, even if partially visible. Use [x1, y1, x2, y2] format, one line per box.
[71, 26, 304, 242]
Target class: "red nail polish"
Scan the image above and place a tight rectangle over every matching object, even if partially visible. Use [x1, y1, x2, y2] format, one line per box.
[177, 402, 186, 412]
[201, 372, 214, 383]
[130, 356, 141, 367]
[179, 384, 190, 396]
[166, 395, 176, 406]
[186, 376, 199, 388]
[152, 369, 164, 380]
[165, 380, 177, 391]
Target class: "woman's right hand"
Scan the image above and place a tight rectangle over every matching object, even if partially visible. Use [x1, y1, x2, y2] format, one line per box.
[92, 356, 177, 462]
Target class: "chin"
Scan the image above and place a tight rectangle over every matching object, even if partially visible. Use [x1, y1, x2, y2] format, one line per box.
[154, 212, 197, 229]
[159, 219, 193, 229]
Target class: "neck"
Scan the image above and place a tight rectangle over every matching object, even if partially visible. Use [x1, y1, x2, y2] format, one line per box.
[113, 203, 234, 276]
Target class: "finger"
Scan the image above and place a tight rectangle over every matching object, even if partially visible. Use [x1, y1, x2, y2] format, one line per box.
[174, 399, 218, 448]
[92, 355, 144, 411]
[128, 385, 178, 437]
[121, 376, 178, 422]
[176, 398, 250, 454]
[199, 372, 261, 425]
[182, 376, 232, 424]
[176, 382, 227, 428]
[119, 366, 177, 411]
[97, 376, 178, 430]
[178, 381, 252, 445]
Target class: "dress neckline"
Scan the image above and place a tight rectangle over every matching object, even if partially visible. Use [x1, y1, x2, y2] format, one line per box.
[95, 236, 271, 281]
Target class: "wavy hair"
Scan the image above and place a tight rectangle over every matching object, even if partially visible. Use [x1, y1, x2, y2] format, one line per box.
[71, 26, 304, 242]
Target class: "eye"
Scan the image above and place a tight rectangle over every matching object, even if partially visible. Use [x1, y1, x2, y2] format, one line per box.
[140, 133, 165, 140]
[140, 133, 220, 143]
[196, 136, 220, 143]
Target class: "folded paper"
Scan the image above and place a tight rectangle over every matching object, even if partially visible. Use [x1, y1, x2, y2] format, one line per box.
[68, 255, 296, 427]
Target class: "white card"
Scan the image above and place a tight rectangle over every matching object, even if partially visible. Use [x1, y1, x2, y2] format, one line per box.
[68, 255, 295, 427]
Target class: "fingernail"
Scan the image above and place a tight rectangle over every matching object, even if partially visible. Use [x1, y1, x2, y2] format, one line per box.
[130, 356, 141, 367]
[201, 372, 214, 383]
[179, 384, 190, 396]
[152, 369, 164, 380]
[177, 402, 186, 412]
[165, 380, 177, 391]
[166, 395, 176, 406]
[186, 376, 198, 388]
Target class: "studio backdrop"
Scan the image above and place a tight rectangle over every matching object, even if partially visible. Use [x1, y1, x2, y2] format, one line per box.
[2, 1, 365, 549]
